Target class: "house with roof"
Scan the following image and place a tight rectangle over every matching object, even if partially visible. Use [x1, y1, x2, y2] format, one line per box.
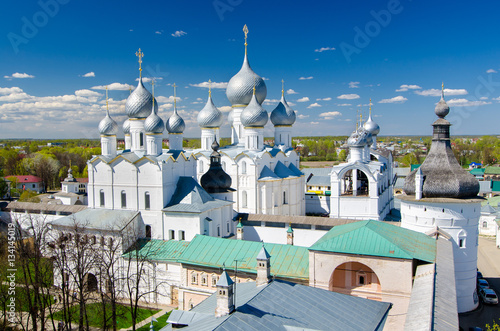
[484, 166, 500, 181]
[7, 175, 44, 193]
[308, 220, 437, 330]
[479, 202, 499, 236]
[303, 168, 332, 215]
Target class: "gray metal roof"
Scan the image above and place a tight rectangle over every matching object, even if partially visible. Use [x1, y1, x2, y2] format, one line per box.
[245, 214, 358, 227]
[216, 270, 234, 287]
[302, 168, 331, 177]
[306, 176, 330, 186]
[50, 208, 139, 231]
[176, 280, 391, 331]
[163, 177, 232, 213]
[7, 201, 87, 214]
[479, 181, 492, 194]
[404, 237, 458, 330]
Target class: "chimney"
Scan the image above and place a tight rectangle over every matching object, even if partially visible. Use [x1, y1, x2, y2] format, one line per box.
[236, 220, 244, 240]
[256, 243, 271, 286]
[215, 268, 235, 317]
[286, 223, 294, 245]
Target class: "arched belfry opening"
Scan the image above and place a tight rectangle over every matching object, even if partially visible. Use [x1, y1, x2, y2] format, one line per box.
[341, 169, 369, 196]
[329, 262, 381, 300]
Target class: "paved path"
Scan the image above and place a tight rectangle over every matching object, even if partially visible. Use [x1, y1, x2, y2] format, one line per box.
[459, 236, 500, 330]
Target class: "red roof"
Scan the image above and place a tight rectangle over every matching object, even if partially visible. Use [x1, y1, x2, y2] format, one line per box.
[76, 178, 88, 183]
[6, 175, 42, 183]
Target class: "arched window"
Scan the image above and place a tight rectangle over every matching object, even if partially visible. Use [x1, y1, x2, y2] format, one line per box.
[145, 225, 152, 238]
[241, 161, 247, 174]
[283, 191, 288, 205]
[242, 191, 247, 208]
[145, 192, 150, 210]
[458, 230, 467, 248]
[99, 190, 105, 207]
[139, 132, 144, 147]
[199, 161, 204, 173]
[121, 191, 127, 208]
[179, 230, 185, 241]
[483, 221, 488, 228]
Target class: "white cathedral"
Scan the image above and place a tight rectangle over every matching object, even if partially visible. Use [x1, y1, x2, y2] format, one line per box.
[88, 27, 304, 241]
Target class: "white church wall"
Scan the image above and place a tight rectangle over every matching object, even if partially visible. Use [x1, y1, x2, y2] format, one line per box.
[242, 224, 327, 247]
[305, 194, 330, 214]
[479, 214, 497, 236]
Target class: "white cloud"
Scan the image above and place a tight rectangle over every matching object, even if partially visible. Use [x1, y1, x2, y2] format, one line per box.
[171, 30, 187, 37]
[316, 97, 332, 101]
[486, 69, 497, 74]
[263, 99, 280, 105]
[297, 97, 310, 102]
[337, 103, 351, 106]
[446, 98, 491, 107]
[314, 47, 335, 52]
[319, 111, 341, 119]
[262, 77, 269, 81]
[337, 94, 360, 100]
[135, 77, 164, 83]
[219, 106, 232, 112]
[480, 96, 488, 100]
[92, 83, 135, 91]
[310, 122, 319, 125]
[0, 87, 23, 95]
[348, 81, 360, 88]
[307, 103, 321, 108]
[156, 95, 181, 103]
[155, 31, 162, 35]
[415, 88, 468, 97]
[299, 76, 313, 80]
[379, 96, 408, 104]
[286, 89, 298, 95]
[4, 72, 35, 79]
[396, 84, 421, 92]
[75, 89, 102, 97]
[189, 81, 228, 89]
[297, 114, 309, 119]
[81, 72, 95, 78]
[492, 96, 500, 101]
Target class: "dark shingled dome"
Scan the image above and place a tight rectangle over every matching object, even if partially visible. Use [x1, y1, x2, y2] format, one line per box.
[403, 93, 479, 198]
[201, 140, 233, 193]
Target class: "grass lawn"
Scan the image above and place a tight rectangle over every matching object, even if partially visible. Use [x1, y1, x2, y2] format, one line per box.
[1, 285, 54, 311]
[136, 310, 172, 331]
[52, 302, 160, 329]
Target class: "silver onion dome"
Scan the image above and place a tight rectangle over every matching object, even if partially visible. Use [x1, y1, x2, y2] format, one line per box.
[166, 108, 185, 134]
[270, 94, 296, 126]
[435, 89, 450, 118]
[240, 92, 268, 127]
[363, 114, 380, 135]
[123, 119, 131, 135]
[144, 104, 164, 134]
[125, 78, 154, 118]
[347, 127, 368, 147]
[99, 110, 118, 136]
[197, 94, 223, 128]
[226, 52, 267, 107]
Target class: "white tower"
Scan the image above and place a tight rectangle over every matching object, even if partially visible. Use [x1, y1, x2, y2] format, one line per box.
[271, 80, 296, 149]
[166, 83, 185, 151]
[144, 80, 164, 156]
[400, 85, 481, 313]
[198, 80, 223, 151]
[98, 87, 118, 157]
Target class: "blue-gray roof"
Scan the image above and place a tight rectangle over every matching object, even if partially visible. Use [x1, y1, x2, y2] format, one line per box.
[307, 175, 330, 186]
[163, 177, 232, 213]
[288, 163, 303, 177]
[50, 208, 139, 231]
[259, 166, 280, 181]
[174, 280, 391, 331]
[216, 270, 234, 287]
[274, 161, 298, 179]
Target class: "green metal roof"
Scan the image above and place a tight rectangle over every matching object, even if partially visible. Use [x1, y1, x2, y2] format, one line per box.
[309, 220, 436, 263]
[469, 168, 485, 176]
[485, 166, 500, 175]
[492, 181, 500, 192]
[483, 195, 500, 206]
[177, 235, 309, 280]
[122, 239, 189, 262]
[410, 164, 421, 171]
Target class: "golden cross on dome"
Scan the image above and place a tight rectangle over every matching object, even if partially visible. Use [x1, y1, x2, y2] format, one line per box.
[135, 48, 144, 78]
[281, 79, 285, 97]
[173, 83, 177, 109]
[369, 98, 372, 116]
[129, 86, 132, 95]
[243, 24, 249, 54]
[252, 76, 256, 95]
[208, 79, 212, 97]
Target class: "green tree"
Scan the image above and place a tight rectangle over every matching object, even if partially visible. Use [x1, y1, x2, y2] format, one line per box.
[486, 318, 500, 331]
[338, 150, 347, 161]
[0, 178, 8, 198]
[19, 190, 40, 202]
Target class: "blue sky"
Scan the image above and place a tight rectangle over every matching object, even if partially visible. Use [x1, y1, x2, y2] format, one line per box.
[1, 0, 499, 139]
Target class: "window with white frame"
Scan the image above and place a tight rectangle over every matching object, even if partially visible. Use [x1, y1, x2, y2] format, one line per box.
[241, 161, 247, 174]
[191, 272, 198, 285]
